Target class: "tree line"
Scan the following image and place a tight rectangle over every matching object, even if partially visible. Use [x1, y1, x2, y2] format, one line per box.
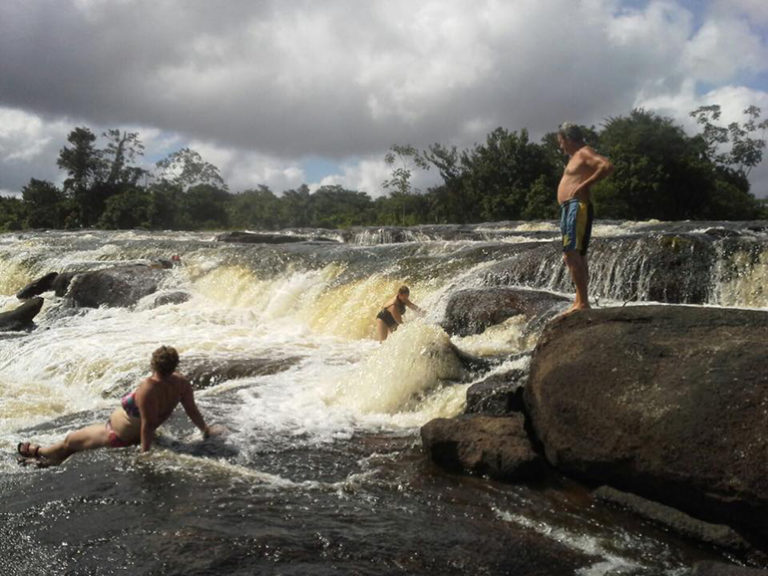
[1, 106, 766, 232]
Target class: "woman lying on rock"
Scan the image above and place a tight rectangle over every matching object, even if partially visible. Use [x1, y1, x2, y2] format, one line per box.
[17, 345, 221, 467]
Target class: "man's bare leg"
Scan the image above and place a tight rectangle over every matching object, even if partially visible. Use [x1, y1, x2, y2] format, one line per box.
[563, 251, 590, 313]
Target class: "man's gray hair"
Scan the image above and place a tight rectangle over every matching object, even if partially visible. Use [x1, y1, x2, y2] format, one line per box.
[559, 122, 585, 144]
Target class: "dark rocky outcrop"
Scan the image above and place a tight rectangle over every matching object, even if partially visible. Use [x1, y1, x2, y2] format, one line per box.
[465, 369, 526, 415]
[216, 231, 337, 244]
[420, 414, 548, 481]
[525, 305, 768, 540]
[482, 234, 719, 304]
[690, 562, 768, 576]
[67, 265, 169, 308]
[0, 297, 44, 330]
[52, 272, 76, 296]
[441, 287, 568, 336]
[16, 272, 59, 299]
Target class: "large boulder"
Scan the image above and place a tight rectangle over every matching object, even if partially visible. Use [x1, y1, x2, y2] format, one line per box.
[420, 414, 548, 481]
[67, 265, 169, 308]
[0, 297, 44, 330]
[441, 287, 568, 336]
[525, 305, 768, 539]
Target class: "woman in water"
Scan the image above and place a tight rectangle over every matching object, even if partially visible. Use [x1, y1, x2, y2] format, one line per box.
[375, 285, 425, 342]
[17, 345, 217, 467]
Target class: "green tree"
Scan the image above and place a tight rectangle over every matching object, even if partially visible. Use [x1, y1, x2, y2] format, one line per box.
[21, 179, 71, 229]
[57, 127, 102, 226]
[310, 185, 374, 228]
[155, 148, 227, 191]
[0, 196, 25, 231]
[424, 128, 558, 222]
[281, 185, 313, 227]
[177, 184, 231, 229]
[147, 181, 183, 230]
[229, 186, 281, 229]
[383, 144, 430, 225]
[101, 129, 148, 188]
[421, 144, 474, 223]
[690, 105, 768, 177]
[98, 188, 153, 229]
[597, 109, 716, 219]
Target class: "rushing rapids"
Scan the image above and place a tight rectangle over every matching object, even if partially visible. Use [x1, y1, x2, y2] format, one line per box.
[1, 221, 766, 575]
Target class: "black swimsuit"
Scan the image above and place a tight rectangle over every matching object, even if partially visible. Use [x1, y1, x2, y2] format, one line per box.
[376, 301, 406, 329]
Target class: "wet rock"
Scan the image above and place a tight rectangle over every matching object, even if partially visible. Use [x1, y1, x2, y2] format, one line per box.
[0, 297, 44, 330]
[420, 414, 547, 481]
[525, 305, 768, 540]
[67, 265, 168, 308]
[216, 231, 336, 244]
[465, 369, 527, 415]
[594, 486, 750, 551]
[147, 291, 191, 308]
[690, 562, 768, 576]
[52, 272, 76, 296]
[441, 287, 568, 336]
[447, 341, 493, 373]
[182, 354, 301, 390]
[483, 234, 717, 304]
[16, 272, 59, 299]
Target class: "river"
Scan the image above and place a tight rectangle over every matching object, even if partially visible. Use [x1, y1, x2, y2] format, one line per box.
[1, 221, 766, 575]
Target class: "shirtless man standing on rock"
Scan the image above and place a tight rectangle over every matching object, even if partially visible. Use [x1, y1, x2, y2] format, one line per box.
[556, 123, 614, 314]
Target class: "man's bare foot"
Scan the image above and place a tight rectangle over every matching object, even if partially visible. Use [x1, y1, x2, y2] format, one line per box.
[556, 303, 590, 318]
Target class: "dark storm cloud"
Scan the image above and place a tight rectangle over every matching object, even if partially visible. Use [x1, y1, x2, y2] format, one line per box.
[0, 0, 767, 196]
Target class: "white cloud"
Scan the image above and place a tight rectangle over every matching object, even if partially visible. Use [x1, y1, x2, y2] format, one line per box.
[683, 17, 768, 83]
[0, 0, 767, 199]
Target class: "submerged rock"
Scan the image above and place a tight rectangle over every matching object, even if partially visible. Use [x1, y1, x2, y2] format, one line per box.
[594, 486, 750, 551]
[182, 354, 301, 389]
[525, 305, 768, 540]
[0, 297, 44, 330]
[145, 291, 191, 308]
[420, 414, 547, 481]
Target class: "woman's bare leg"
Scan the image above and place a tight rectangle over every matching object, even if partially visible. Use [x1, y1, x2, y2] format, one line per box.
[376, 319, 389, 342]
[36, 423, 111, 465]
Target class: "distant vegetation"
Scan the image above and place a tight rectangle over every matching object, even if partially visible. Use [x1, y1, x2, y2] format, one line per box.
[1, 106, 766, 232]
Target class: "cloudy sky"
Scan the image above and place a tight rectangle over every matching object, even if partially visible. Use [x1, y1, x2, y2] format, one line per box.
[1, 0, 768, 200]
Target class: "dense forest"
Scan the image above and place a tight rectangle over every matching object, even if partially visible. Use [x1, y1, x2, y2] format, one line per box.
[1, 106, 766, 232]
